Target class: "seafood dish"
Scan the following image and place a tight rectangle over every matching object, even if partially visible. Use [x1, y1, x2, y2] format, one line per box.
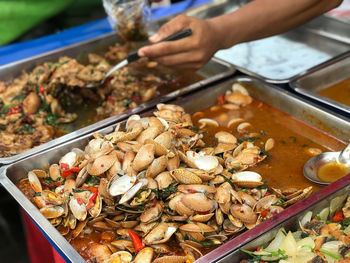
[16, 82, 344, 263]
[240, 192, 350, 263]
[0, 44, 202, 158]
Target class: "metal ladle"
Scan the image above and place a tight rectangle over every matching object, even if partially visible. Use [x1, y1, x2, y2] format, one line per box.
[303, 143, 350, 185]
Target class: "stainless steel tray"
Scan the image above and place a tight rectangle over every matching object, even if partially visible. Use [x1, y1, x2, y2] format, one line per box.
[215, 174, 350, 262]
[290, 51, 350, 115]
[184, 0, 350, 83]
[0, 32, 235, 165]
[1, 76, 350, 262]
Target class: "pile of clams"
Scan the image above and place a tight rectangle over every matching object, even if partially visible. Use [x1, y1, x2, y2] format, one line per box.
[19, 84, 313, 263]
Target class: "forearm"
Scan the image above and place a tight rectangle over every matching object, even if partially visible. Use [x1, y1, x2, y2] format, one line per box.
[210, 0, 343, 49]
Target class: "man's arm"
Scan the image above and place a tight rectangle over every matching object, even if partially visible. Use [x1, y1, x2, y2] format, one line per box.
[138, 0, 343, 69]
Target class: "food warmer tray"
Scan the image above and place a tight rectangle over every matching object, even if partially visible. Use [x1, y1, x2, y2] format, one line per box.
[0, 32, 235, 165]
[290, 51, 350, 115]
[213, 173, 350, 262]
[178, 0, 350, 83]
[1, 76, 349, 262]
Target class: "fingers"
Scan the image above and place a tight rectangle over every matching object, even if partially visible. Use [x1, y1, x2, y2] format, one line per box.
[149, 50, 210, 69]
[138, 38, 193, 58]
[149, 14, 189, 43]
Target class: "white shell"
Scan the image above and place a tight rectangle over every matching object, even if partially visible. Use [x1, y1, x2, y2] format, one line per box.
[198, 118, 219, 127]
[232, 171, 262, 182]
[119, 181, 144, 204]
[69, 197, 87, 221]
[126, 114, 141, 129]
[186, 151, 219, 171]
[109, 174, 136, 196]
[85, 138, 104, 154]
[232, 83, 249, 95]
[157, 117, 169, 130]
[59, 151, 77, 169]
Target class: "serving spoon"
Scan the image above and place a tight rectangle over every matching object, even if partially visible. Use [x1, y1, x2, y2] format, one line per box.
[303, 143, 350, 185]
[86, 29, 192, 89]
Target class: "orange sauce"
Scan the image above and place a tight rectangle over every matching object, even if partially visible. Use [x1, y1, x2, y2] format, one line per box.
[192, 99, 346, 190]
[317, 162, 349, 183]
[318, 78, 350, 106]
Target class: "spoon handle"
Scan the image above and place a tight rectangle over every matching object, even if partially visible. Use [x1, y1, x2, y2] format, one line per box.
[338, 143, 350, 164]
[127, 29, 193, 63]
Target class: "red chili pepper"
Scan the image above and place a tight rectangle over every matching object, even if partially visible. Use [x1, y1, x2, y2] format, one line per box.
[152, 198, 157, 207]
[39, 86, 45, 94]
[53, 181, 62, 187]
[128, 230, 144, 253]
[217, 94, 225, 105]
[261, 210, 268, 218]
[7, 106, 21, 115]
[333, 210, 344, 222]
[62, 167, 80, 178]
[199, 210, 210, 215]
[257, 246, 262, 251]
[86, 192, 98, 210]
[76, 198, 83, 206]
[264, 191, 272, 196]
[60, 163, 69, 170]
[107, 96, 115, 103]
[89, 187, 98, 193]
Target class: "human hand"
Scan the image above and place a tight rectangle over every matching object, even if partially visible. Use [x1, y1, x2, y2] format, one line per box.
[138, 14, 222, 69]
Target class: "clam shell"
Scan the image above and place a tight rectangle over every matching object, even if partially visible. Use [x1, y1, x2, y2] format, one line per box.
[171, 169, 202, 184]
[155, 171, 173, 189]
[144, 222, 177, 245]
[215, 131, 237, 144]
[88, 154, 117, 176]
[40, 206, 64, 219]
[179, 223, 215, 233]
[152, 256, 187, 263]
[146, 155, 168, 178]
[49, 164, 61, 181]
[181, 193, 214, 212]
[108, 174, 136, 197]
[104, 251, 132, 263]
[133, 247, 153, 263]
[119, 181, 144, 204]
[132, 144, 155, 171]
[28, 171, 42, 193]
[232, 171, 264, 188]
[69, 197, 87, 221]
[230, 204, 257, 224]
[59, 151, 77, 169]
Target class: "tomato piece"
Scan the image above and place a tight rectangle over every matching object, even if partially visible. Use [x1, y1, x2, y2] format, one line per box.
[7, 106, 21, 115]
[333, 210, 344, 222]
[39, 86, 45, 94]
[261, 210, 268, 218]
[217, 94, 225, 105]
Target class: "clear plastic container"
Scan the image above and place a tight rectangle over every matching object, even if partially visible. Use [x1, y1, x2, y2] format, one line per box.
[102, 0, 151, 41]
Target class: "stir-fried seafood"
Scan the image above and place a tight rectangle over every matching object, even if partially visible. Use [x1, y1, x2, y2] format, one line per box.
[0, 45, 186, 157]
[241, 193, 350, 263]
[18, 85, 314, 263]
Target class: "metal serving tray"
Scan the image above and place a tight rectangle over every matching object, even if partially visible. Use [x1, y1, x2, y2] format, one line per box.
[1, 76, 349, 262]
[181, 0, 350, 83]
[290, 51, 350, 115]
[0, 32, 235, 165]
[215, 173, 350, 262]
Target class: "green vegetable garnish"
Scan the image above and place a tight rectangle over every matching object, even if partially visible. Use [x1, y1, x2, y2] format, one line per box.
[219, 174, 235, 189]
[319, 249, 342, 260]
[301, 245, 314, 252]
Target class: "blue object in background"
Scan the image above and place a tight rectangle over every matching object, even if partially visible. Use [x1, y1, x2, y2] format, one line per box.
[0, 0, 212, 66]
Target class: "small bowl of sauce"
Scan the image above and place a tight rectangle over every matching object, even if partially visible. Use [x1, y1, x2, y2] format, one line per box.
[317, 162, 349, 183]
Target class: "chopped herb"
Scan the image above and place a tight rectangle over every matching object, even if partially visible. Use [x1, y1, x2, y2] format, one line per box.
[72, 189, 88, 193]
[240, 248, 256, 256]
[114, 146, 120, 150]
[273, 199, 285, 206]
[152, 184, 177, 200]
[280, 140, 286, 144]
[302, 144, 309, 147]
[18, 125, 35, 135]
[259, 147, 271, 157]
[346, 252, 350, 257]
[281, 230, 287, 236]
[228, 167, 240, 174]
[122, 99, 132, 107]
[46, 112, 59, 126]
[117, 173, 124, 177]
[302, 245, 314, 252]
[85, 175, 100, 186]
[342, 218, 350, 227]
[42, 177, 55, 184]
[241, 188, 248, 192]
[301, 232, 309, 238]
[238, 137, 259, 144]
[0, 103, 14, 115]
[38, 69, 45, 74]
[289, 136, 297, 143]
[220, 174, 235, 189]
[215, 153, 224, 159]
[259, 130, 266, 136]
[11, 94, 26, 101]
[257, 182, 268, 189]
[320, 249, 341, 260]
[316, 214, 321, 220]
[188, 126, 199, 133]
[29, 192, 42, 197]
